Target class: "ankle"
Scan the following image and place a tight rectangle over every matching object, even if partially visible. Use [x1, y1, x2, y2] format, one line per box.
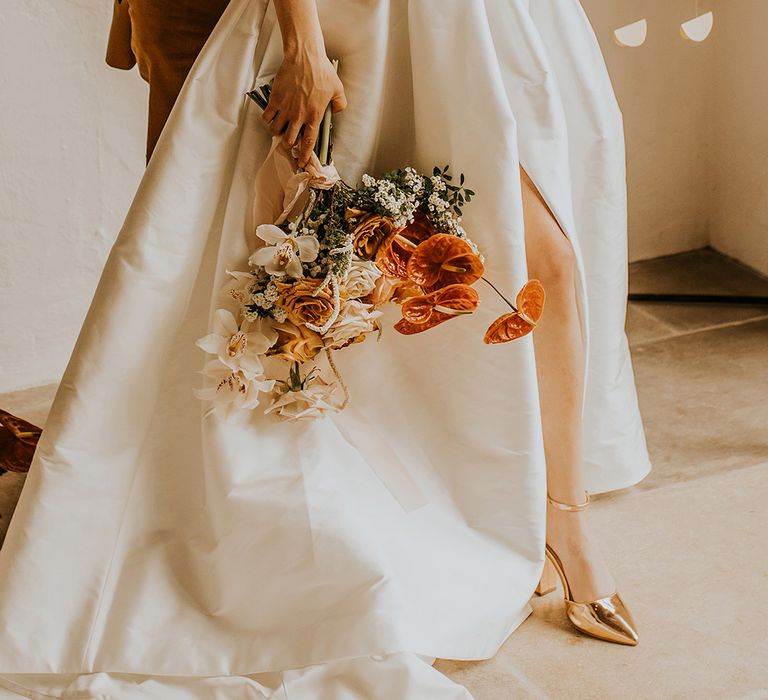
[546, 489, 590, 510]
[546, 505, 591, 540]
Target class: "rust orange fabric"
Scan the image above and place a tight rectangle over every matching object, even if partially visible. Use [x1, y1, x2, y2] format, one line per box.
[106, 0, 230, 162]
[0, 410, 42, 475]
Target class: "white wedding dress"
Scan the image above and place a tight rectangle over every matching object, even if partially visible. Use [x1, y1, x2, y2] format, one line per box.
[0, 0, 650, 697]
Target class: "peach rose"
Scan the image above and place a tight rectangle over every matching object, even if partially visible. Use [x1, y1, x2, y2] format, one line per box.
[266, 321, 324, 363]
[276, 278, 336, 328]
[367, 275, 423, 307]
[349, 213, 398, 259]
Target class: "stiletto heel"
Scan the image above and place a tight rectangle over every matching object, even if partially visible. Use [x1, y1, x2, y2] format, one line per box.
[534, 556, 558, 596]
[542, 490, 640, 646]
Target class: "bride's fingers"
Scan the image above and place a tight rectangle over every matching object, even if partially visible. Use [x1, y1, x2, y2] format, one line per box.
[282, 119, 303, 149]
[270, 112, 290, 137]
[262, 101, 278, 125]
[297, 121, 320, 168]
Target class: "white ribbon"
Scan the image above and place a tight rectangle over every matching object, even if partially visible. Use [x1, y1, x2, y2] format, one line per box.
[274, 141, 341, 225]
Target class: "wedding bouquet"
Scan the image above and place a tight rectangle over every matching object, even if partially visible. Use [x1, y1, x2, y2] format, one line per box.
[195, 68, 545, 421]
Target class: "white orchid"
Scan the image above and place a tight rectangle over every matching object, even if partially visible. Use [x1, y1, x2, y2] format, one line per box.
[195, 360, 275, 413]
[219, 270, 256, 308]
[248, 224, 319, 279]
[265, 366, 339, 421]
[195, 309, 277, 378]
[343, 257, 382, 298]
[325, 300, 383, 350]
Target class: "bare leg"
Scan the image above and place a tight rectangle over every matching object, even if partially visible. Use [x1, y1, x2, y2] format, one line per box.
[520, 166, 616, 603]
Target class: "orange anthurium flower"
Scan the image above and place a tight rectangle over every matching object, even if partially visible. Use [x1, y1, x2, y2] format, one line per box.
[483, 279, 545, 344]
[406, 234, 484, 289]
[375, 209, 435, 279]
[395, 283, 479, 335]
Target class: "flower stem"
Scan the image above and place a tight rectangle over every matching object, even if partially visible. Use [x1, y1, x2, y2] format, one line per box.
[317, 59, 339, 166]
[394, 233, 418, 250]
[480, 276, 518, 312]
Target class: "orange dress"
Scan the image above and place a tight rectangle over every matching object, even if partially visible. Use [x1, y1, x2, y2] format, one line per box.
[106, 0, 230, 161]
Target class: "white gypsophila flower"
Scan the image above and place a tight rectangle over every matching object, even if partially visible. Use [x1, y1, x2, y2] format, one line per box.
[403, 167, 424, 194]
[430, 175, 447, 192]
[342, 258, 382, 298]
[195, 309, 277, 378]
[427, 192, 449, 213]
[371, 180, 419, 225]
[194, 360, 275, 413]
[264, 282, 279, 302]
[324, 300, 383, 350]
[361, 173, 376, 187]
[265, 375, 339, 421]
[393, 201, 418, 228]
[249, 224, 320, 279]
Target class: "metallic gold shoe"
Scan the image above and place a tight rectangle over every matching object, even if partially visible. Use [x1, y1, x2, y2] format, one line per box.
[534, 490, 640, 646]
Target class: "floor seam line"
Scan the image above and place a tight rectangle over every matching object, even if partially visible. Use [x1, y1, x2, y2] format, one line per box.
[629, 312, 768, 348]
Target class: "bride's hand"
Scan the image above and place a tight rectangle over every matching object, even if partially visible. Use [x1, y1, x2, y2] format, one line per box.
[262, 47, 347, 169]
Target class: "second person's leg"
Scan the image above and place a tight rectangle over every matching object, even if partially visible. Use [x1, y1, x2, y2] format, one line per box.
[127, 0, 231, 161]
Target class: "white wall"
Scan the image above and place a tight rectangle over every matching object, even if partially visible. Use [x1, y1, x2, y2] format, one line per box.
[0, 1, 147, 393]
[583, 0, 768, 277]
[581, 0, 716, 264]
[710, 1, 768, 276]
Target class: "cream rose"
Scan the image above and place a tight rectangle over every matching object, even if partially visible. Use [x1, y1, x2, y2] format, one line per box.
[343, 258, 382, 298]
[325, 300, 383, 350]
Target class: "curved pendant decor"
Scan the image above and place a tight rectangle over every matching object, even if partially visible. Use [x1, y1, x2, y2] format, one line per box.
[680, 11, 714, 42]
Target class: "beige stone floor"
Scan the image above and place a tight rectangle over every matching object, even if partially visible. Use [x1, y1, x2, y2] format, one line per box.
[1, 247, 767, 698]
[437, 248, 768, 698]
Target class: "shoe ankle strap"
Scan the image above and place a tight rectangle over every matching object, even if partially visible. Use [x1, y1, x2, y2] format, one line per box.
[547, 490, 590, 511]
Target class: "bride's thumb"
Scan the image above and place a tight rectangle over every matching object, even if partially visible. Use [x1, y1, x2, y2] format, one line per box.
[331, 91, 348, 113]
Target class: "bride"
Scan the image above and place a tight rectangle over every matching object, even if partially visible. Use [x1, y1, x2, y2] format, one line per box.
[0, 0, 650, 697]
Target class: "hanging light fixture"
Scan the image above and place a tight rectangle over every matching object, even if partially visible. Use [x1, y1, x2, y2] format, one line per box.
[613, 19, 648, 48]
[614, 2, 714, 48]
[680, 11, 714, 42]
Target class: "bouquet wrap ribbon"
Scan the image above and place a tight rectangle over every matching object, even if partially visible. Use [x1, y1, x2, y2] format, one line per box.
[253, 136, 341, 227]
